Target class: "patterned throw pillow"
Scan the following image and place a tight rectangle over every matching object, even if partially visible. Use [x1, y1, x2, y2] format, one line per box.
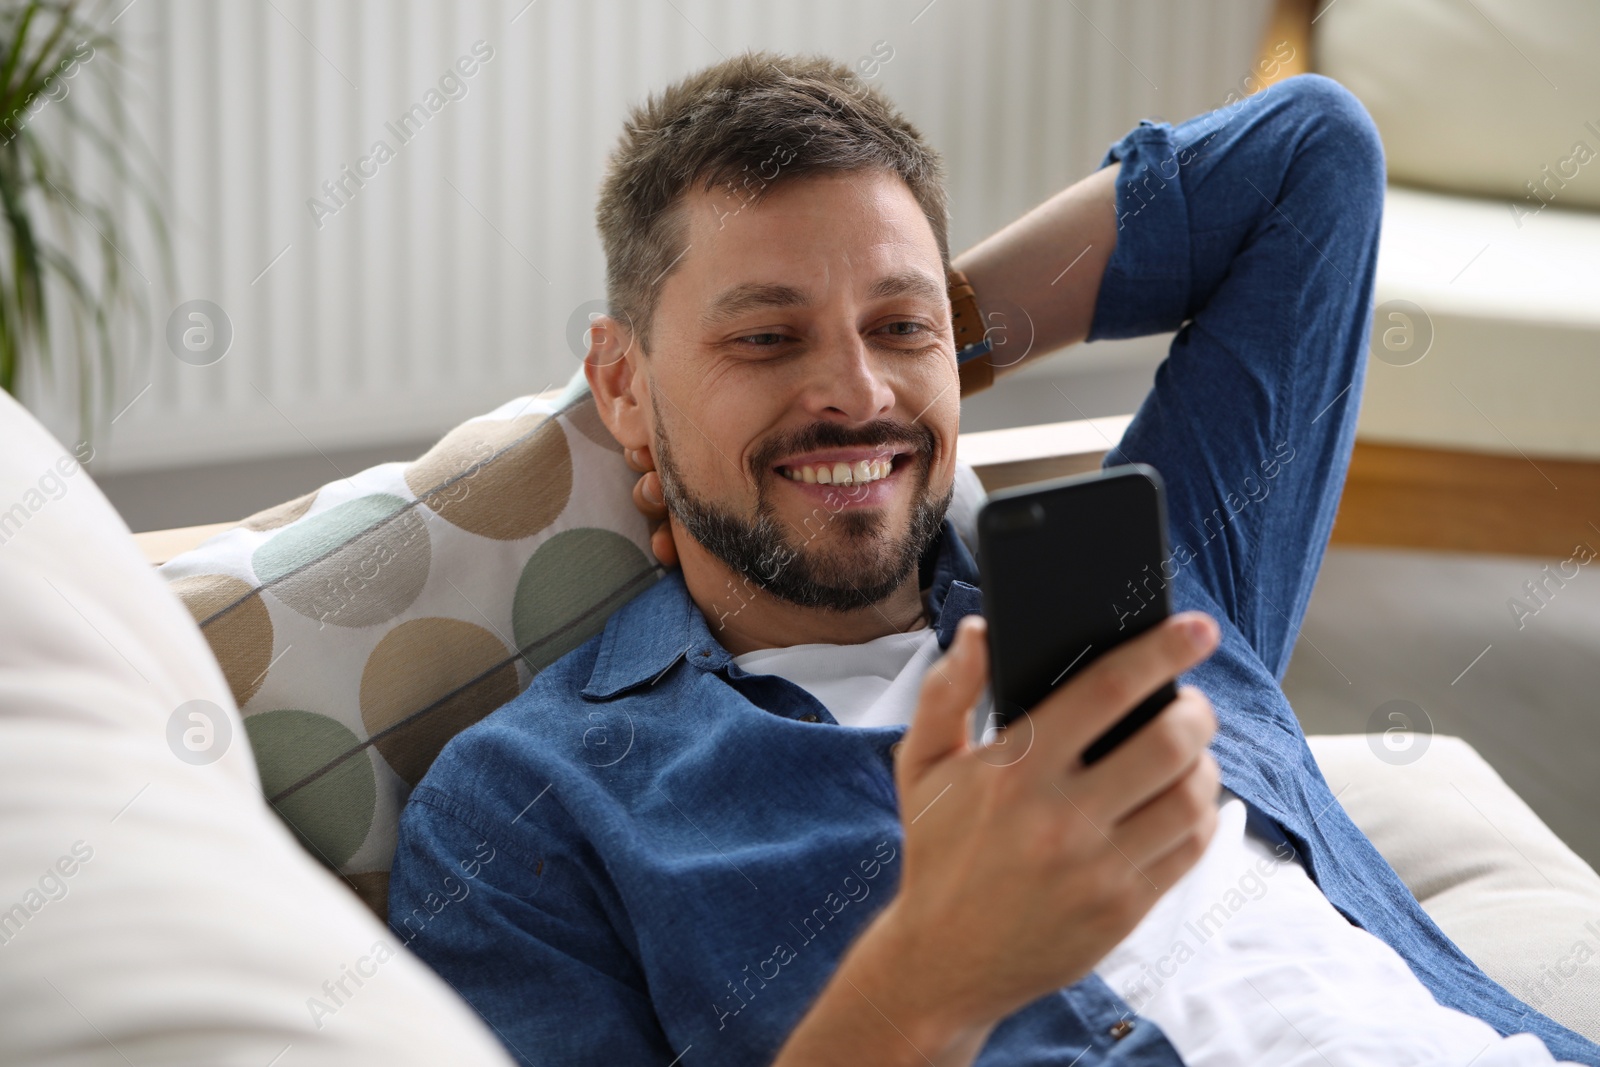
[160, 368, 985, 919]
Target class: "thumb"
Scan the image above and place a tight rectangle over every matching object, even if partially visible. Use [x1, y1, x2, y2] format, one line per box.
[898, 615, 989, 786]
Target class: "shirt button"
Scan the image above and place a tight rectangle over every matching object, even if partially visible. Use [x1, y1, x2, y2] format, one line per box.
[888, 741, 904, 759]
[1109, 1019, 1135, 1040]
[799, 712, 819, 723]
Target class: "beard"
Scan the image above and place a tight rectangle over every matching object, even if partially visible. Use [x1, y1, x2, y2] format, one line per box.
[650, 396, 952, 613]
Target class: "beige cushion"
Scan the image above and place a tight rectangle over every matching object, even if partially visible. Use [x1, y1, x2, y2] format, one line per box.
[1309, 733, 1600, 1042]
[1355, 186, 1600, 460]
[1316, 0, 1600, 211]
[0, 389, 512, 1066]
[1317, 2, 1600, 461]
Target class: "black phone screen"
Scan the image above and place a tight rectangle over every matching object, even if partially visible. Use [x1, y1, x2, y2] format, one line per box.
[975, 463, 1177, 765]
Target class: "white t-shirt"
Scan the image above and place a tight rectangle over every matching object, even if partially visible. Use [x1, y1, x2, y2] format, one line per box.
[733, 626, 1574, 1066]
[733, 627, 943, 729]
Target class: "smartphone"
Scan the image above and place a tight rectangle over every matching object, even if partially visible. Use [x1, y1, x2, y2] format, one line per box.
[975, 463, 1177, 765]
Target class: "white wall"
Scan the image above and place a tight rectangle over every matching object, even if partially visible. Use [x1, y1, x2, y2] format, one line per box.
[27, 0, 1269, 474]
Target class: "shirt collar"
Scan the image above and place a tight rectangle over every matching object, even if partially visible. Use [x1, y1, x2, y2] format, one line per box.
[582, 521, 984, 700]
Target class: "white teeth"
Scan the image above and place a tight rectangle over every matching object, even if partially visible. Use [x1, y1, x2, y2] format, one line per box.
[781, 457, 896, 486]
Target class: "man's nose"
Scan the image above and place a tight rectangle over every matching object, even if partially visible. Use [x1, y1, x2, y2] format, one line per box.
[803, 333, 895, 424]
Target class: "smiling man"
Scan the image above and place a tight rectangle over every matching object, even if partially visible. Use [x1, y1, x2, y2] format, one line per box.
[388, 52, 1600, 1066]
[632, 165, 957, 650]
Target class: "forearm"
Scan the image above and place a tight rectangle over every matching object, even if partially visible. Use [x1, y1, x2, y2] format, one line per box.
[950, 162, 1120, 377]
[772, 901, 996, 1067]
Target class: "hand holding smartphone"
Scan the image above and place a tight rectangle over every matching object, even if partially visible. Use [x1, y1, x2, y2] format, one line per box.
[976, 464, 1180, 764]
[859, 505, 1221, 1051]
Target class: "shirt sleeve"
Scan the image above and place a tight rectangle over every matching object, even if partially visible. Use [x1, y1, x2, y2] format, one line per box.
[387, 790, 676, 1066]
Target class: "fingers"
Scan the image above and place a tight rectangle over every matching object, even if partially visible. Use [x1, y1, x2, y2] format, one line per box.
[1074, 685, 1217, 824]
[631, 470, 668, 521]
[1030, 611, 1220, 769]
[1131, 788, 1220, 893]
[1104, 745, 1221, 870]
[625, 448, 677, 566]
[650, 523, 679, 568]
[898, 616, 989, 786]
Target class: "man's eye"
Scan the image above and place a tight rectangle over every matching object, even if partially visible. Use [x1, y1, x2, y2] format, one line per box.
[733, 323, 928, 348]
[738, 333, 788, 347]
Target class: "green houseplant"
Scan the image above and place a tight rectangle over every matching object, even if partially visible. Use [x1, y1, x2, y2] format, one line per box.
[0, 0, 166, 451]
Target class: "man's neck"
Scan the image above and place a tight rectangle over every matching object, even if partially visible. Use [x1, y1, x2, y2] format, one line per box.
[673, 529, 929, 656]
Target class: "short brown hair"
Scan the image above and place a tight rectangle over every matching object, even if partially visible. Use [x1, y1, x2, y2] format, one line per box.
[595, 50, 950, 350]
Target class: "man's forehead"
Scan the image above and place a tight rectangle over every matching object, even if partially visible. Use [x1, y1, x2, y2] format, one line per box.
[674, 169, 941, 286]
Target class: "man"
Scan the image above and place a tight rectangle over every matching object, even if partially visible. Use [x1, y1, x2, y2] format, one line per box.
[389, 51, 1600, 1065]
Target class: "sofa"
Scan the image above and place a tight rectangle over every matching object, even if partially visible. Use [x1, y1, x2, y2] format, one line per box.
[5, 366, 1600, 1061]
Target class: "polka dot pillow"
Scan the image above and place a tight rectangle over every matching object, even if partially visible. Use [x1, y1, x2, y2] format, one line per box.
[160, 368, 987, 920]
[158, 372, 660, 918]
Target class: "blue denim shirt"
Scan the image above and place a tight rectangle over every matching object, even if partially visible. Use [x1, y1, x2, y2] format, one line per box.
[389, 522, 1600, 1065]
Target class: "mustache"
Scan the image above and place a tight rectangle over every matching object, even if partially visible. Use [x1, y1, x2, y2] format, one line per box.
[747, 419, 936, 481]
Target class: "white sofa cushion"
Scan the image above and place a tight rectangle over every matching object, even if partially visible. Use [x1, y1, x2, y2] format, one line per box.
[1357, 186, 1600, 459]
[1309, 734, 1600, 1042]
[0, 389, 512, 1066]
[1316, 0, 1600, 212]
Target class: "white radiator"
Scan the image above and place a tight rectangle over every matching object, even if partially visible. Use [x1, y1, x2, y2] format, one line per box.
[40, 0, 1267, 473]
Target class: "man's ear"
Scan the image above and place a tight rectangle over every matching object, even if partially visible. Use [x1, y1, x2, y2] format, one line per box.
[583, 313, 650, 451]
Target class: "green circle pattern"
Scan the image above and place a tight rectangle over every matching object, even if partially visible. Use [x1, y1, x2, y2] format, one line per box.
[245, 709, 377, 869]
[513, 528, 655, 673]
[252, 494, 410, 583]
[251, 493, 431, 628]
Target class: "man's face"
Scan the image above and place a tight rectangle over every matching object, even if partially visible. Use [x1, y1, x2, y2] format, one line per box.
[637, 168, 960, 612]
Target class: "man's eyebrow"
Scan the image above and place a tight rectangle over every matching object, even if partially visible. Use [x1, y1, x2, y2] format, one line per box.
[700, 270, 947, 328]
[701, 282, 810, 327]
[864, 270, 946, 307]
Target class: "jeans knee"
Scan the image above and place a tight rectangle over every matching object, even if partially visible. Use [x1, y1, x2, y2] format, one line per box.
[1271, 74, 1386, 210]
